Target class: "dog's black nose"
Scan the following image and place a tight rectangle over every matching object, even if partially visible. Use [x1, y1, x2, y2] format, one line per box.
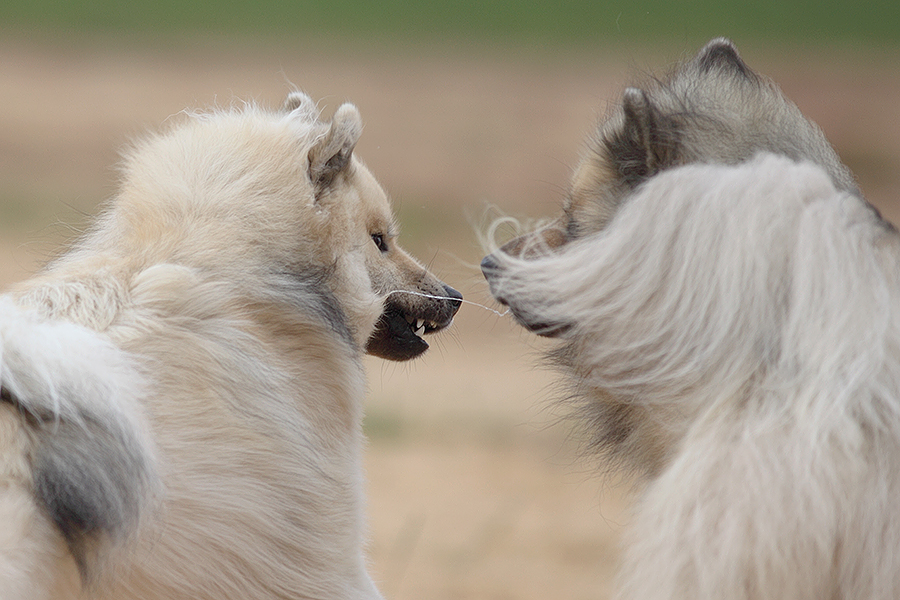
[480, 254, 508, 305]
[442, 284, 463, 311]
[480, 254, 498, 277]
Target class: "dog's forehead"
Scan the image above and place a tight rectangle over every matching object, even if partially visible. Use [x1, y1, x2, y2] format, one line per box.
[351, 159, 394, 225]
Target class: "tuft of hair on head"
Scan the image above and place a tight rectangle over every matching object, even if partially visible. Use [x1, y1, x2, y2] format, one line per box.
[283, 90, 320, 122]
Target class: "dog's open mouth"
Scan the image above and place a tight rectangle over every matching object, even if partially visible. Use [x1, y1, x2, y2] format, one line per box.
[365, 292, 460, 361]
[406, 313, 446, 338]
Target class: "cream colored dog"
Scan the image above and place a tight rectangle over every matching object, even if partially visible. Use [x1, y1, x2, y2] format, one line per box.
[0, 92, 461, 599]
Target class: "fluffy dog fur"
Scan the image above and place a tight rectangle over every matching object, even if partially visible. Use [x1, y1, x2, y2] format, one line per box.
[483, 39, 900, 598]
[0, 91, 460, 599]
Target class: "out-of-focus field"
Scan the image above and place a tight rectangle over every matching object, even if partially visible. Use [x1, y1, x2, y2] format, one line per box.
[1, 36, 899, 599]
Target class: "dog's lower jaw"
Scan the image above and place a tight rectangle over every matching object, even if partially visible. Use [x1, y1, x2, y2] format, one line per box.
[365, 307, 430, 361]
[365, 287, 461, 361]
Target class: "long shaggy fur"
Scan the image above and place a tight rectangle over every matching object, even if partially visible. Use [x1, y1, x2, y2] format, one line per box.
[489, 154, 900, 598]
[482, 38, 900, 598]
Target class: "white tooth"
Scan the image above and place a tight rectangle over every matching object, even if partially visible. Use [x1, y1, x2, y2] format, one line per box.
[405, 315, 415, 325]
[416, 319, 424, 330]
[415, 325, 425, 337]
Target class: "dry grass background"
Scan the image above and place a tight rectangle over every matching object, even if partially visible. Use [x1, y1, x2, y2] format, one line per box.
[1, 36, 899, 599]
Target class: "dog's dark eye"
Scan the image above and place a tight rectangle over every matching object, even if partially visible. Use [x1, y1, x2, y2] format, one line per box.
[371, 233, 389, 253]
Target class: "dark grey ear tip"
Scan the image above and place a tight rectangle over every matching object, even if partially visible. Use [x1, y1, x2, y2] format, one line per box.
[695, 37, 751, 77]
[622, 88, 649, 114]
[704, 37, 739, 52]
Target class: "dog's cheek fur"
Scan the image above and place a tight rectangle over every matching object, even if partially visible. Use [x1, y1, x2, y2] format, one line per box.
[565, 158, 622, 239]
[550, 345, 674, 476]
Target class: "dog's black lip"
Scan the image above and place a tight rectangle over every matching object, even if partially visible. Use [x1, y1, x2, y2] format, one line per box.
[365, 308, 428, 361]
[365, 285, 461, 361]
[365, 306, 455, 362]
[512, 311, 571, 338]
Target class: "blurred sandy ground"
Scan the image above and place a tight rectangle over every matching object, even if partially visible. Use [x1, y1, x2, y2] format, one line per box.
[1, 35, 898, 599]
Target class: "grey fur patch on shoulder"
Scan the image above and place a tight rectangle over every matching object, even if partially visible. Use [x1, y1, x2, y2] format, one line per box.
[0, 383, 155, 582]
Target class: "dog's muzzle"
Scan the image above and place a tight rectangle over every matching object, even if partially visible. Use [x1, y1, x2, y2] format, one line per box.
[481, 252, 570, 338]
[366, 284, 462, 361]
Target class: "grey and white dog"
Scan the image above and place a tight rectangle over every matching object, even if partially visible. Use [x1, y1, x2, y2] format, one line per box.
[483, 39, 900, 599]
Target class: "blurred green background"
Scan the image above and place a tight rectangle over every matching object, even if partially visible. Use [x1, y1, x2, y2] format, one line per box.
[3, 0, 899, 47]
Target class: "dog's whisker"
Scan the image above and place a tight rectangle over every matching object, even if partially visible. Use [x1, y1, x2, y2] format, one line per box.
[383, 290, 509, 317]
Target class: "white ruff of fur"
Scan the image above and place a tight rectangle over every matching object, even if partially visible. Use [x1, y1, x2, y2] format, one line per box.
[494, 154, 900, 416]
[492, 153, 900, 598]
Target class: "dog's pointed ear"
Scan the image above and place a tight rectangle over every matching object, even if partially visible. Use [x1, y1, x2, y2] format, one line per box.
[611, 87, 678, 187]
[695, 38, 752, 79]
[308, 103, 363, 191]
[283, 91, 318, 119]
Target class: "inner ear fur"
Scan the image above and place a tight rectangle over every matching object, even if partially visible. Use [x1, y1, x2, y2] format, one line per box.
[608, 87, 679, 187]
[308, 103, 363, 190]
